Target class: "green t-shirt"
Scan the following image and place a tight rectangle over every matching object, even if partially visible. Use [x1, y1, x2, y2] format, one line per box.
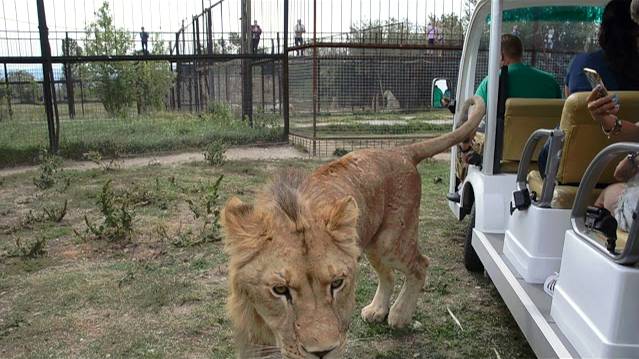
[475, 63, 562, 104]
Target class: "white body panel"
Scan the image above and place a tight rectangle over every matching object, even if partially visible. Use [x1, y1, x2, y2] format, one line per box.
[551, 231, 639, 358]
[463, 166, 517, 233]
[503, 206, 572, 283]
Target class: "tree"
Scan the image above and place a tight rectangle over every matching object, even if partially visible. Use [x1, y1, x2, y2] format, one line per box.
[84, 1, 135, 117]
[7, 70, 39, 104]
[132, 39, 175, 114]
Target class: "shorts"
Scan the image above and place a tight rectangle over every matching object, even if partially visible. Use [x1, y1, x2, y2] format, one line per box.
[614, 184, 639, 232]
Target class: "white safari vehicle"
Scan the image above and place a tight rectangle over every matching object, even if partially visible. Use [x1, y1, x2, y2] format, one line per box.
[446, 0, 639, 357]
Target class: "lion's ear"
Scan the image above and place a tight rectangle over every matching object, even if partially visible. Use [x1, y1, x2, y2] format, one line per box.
[221, 197, 258, 245]
[326, 196, 359, 235]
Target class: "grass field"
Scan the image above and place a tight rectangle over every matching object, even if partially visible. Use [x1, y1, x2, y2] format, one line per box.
[0, 157, 534, 358]
[0, 112, 282, 168]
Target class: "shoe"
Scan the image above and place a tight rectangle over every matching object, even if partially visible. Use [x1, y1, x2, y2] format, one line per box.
[544, 272, 559, 297]
[447, 192, 461, 203]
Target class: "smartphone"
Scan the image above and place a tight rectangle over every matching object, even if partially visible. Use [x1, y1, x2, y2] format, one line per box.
[583, 67, 619, 104]
[583, 67, 608, 97]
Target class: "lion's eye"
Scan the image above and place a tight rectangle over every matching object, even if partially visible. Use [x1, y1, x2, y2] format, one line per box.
[273, 285, 289, 296]
[331, 278, 344, 291]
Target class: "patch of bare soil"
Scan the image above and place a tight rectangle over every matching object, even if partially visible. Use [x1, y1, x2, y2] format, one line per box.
[0, 145, 308, 178]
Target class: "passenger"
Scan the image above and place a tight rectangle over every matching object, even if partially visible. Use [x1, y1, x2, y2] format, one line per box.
[587, 0, 639, 232]
[539, 0, 639, 177]
[450, 34, 561, 202]
[564, 0, 639, 97]
[474, 34, 562, 106]
[588, 90, 639, 232]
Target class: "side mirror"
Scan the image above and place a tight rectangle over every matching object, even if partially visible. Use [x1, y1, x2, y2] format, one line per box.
[431, 78, 455, 113]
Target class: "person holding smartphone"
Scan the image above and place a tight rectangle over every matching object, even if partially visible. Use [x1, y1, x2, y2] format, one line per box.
[564, 0, 639, 96]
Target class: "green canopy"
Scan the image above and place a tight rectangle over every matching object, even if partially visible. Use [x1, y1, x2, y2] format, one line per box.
[488, 6, 603, 24]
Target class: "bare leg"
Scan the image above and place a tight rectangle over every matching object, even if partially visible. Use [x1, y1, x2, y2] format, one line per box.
[595, 183, 626, 214]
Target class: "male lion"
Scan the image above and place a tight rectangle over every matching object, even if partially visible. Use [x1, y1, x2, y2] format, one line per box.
[222, 97, 485, 359]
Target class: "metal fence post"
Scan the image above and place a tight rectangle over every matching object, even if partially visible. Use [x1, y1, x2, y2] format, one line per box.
[312, 0, 317, 156]
[36, 0, 59, 153]
[3, 63, 12, 120]
[63, 32, 75, 119]
[282, 0, 290, 140]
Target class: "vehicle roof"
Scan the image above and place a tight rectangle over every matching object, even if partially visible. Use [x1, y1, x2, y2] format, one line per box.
[477, 0, 609, 11]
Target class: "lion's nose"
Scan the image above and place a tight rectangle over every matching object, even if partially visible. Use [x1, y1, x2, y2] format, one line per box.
[303, 346, 337, 359]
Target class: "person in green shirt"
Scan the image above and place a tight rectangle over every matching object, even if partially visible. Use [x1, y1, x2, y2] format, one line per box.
[475, 34, 562, 104]
[449, 34, 562, 203]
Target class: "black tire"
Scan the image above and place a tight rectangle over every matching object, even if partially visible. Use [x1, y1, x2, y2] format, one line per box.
[464, 206, 484, 272]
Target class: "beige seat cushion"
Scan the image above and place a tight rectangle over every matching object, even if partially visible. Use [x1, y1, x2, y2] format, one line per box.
[527, 170, 602, 209]
[503, 98, 565, 162]
[557, 92, 639, 185]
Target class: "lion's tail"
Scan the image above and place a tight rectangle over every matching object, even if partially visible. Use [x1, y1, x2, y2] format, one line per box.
[401, 96, 486, 164]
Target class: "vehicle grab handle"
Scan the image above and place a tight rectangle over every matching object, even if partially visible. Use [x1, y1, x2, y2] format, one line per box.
[513, 129, 564, 210]
[572, 143, 639, 266]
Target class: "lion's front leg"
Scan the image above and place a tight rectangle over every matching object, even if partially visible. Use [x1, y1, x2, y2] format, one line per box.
[361, 246, 395, 323]
[365, 206, 429, 329]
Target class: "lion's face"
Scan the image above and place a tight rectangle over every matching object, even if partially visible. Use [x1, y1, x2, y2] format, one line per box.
[223, 195, 360, 359]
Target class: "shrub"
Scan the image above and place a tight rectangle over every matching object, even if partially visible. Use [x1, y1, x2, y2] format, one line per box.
[159, 175, 224, 247]
[33, 149, 63, 190]
[77, 180, 134, 241]
[203, 140, 227, 167]
[8, 236, 48, 258]
[207, 102, 234, 122]
[333, 148, 350, 157]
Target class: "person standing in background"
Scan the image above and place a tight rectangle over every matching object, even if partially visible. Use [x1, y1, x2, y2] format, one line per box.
[294, 19, 306, 56]
[140, 27, 149, 54]
[426, 22, 439, 46]
[251, 20, 262, 53]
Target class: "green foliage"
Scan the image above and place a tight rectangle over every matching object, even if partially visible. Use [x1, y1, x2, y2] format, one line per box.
[83, 150, 121, 171]
[207, 102, 234, 122]
[7, 70, 39, 104]
[133, 38, 175, 114]
[43, 200, 68, 223]
[8, 236, 48, 258]
[84, 2, 134, 116]
[203, 140, 226, 167]
[333, 148, 350, 157]
[79, 180, 135, 241]
[33, 149, 63, 190]
[158, 175, 224, 247]
[83, 2, 175, 116]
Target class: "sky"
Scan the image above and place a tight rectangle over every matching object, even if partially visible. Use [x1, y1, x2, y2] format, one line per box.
[0, 0, 467, 57]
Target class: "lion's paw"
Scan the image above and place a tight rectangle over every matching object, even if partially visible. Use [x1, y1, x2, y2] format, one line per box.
[361, 303, 388, 323]
[387, 309, 412, 329]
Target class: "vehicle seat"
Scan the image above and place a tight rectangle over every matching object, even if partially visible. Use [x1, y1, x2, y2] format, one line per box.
[528, 91, 639, 208]
[501, 98, 565, 173]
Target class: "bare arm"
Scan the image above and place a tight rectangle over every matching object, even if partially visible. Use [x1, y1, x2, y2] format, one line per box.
[614, 155, 639, 182]
[587, 89, 639, 142]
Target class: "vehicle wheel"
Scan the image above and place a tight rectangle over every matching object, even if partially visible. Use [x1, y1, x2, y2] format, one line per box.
[464, 206, 484, 272]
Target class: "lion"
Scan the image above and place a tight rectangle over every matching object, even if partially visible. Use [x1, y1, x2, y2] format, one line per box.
[222, 97, 485, 359]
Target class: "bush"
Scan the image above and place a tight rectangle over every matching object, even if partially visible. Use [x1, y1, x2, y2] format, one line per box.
[333, 148, 350, 157]
[203, 140, 227, 167]
[77, 180, 134, 242]
[8, 237, 48, 259]
[33, 149, 63, 190]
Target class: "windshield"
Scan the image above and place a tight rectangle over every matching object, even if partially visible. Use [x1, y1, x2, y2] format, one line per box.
[475, 5, 604, 90]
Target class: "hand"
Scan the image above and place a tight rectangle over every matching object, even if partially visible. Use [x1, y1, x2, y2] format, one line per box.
[587, 87, 619, 130]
